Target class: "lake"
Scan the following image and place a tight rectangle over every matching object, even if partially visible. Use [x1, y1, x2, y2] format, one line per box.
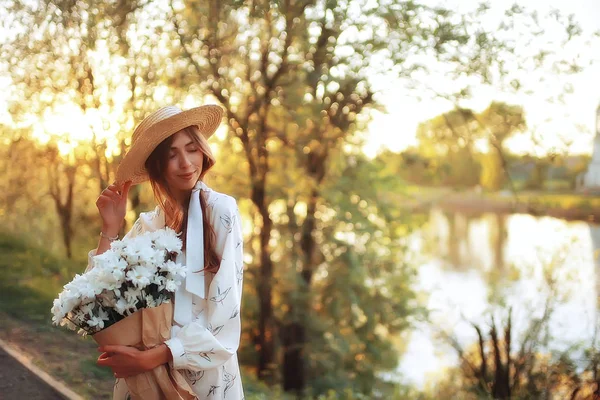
[398, 208, 600, 388]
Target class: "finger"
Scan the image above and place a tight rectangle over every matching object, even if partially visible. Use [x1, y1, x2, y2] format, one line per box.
[96, 194, 117, 207]
[103, 188, 121, 200]
[97, 349, 114, 357]
[96, 195, 115, 208]
[102, 185, 121, 196]
[106, 183, 121, 195]
[97, 355, 112, 366]
[121, 180, 132, 199]
[98, 345, 124, 353]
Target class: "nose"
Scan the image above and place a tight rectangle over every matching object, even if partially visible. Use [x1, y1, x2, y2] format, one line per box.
[179, 153, 192, 169]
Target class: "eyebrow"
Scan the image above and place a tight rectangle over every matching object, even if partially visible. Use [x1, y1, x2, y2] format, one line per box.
[170, 141, 196, 150]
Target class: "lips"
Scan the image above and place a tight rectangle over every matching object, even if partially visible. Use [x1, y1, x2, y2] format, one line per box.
[179, 172, 195, 179]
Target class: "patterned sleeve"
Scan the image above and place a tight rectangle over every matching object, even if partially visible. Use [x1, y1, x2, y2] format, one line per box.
[165, 196, 245, 371]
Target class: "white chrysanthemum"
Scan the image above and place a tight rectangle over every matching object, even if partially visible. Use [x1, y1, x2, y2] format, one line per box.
[164, 279, 180, 292]
[122, 235, 153, 263]
[79, 302, 94, 316]
[87, 315, 105, 329]
[65, 275, 97, 302]
[109, 239, 127, 252]
[87, 307, 109, 330]
[56, 293, 79, 318]
[112, 257, 128, 271]
[51, 298, 67, 323]
[138, 257, 160, 276]
[123, 287, 142, 304]
[111, 267, 126, 282]
[161, 260, 187, 277]
[126, 265, 153, 288]
[94, 267, 123, 291]
[138, 245, 160, 265]
[93, 250, 122, 271]
[114, 298, 132, 315]
[151, 228, 183, 253]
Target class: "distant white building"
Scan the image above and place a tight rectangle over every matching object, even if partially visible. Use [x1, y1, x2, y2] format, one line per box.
[581, 104, 600, 190]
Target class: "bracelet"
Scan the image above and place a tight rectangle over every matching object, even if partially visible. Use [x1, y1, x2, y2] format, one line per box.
[100, 231, 119, 242]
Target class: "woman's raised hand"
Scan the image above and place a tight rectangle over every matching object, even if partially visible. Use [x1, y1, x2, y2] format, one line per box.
[96, 181, 132, 235]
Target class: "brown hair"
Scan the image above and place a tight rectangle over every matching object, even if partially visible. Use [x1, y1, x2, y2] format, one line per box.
[144, 125, 221, 274]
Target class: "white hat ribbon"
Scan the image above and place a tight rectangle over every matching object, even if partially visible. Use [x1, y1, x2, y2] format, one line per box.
[174, 180, 209, 325]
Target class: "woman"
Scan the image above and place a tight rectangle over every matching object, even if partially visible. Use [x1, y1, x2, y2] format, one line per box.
[86, 105, 245, 399]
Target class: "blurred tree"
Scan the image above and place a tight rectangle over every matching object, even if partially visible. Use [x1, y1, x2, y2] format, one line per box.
[478, 102, 527, 148]
[412, 102, 525, 189]
[416, 108, 481, 186]
[477, 102, 526, 191]
[45, 144, 79, 259]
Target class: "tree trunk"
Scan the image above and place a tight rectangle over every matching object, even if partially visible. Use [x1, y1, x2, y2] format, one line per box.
[49, 163, 77, 259]
[282, 183, 319, 392]
[281, 320, 305, 393]
[253, 183, 277, 382]
[490, 318, 510, 399]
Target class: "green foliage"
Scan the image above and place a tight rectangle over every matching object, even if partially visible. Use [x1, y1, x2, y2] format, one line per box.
[0, 231, 81, 323]
[295, 153, 418, 396]
[79, 358, 115, 380]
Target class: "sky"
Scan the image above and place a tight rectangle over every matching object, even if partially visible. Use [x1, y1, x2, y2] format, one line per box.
[1, 1, 599, 159]
[363, 0, 600, 158]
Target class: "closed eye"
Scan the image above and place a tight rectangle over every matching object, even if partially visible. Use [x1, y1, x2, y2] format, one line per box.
[169, 146, 198, 158]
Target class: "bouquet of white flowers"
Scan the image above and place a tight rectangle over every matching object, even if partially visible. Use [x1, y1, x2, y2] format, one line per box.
[51, 227, 186, 334]
[51, 228, 196, 400]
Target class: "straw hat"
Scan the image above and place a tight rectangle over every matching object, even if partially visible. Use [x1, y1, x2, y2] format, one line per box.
[115, 105, 224, 185]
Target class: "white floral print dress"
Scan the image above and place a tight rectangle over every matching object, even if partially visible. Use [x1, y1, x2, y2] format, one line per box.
[86, 185, 245, 399]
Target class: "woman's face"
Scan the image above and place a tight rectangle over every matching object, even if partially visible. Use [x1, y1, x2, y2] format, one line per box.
[164, 130, 204, 193]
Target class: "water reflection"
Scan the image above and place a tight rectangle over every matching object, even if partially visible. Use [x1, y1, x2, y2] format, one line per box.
[400, 208, 600, 388]
[590, 225, 600, 309]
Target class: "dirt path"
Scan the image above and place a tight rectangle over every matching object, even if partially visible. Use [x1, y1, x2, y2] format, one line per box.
[0, 312, 114, 399]
[0, 345, 65, 399]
